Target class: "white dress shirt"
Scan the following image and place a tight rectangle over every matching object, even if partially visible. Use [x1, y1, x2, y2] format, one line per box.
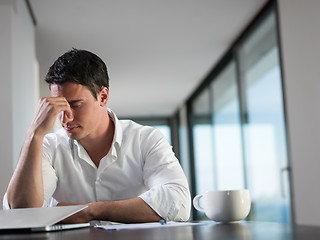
[3, 109, 191, 221]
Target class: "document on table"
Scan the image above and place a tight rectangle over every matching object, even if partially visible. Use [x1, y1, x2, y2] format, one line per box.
[94, 221, 206, 231]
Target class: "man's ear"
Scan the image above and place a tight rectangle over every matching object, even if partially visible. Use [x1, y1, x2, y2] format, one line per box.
[98, 87, 109, 107]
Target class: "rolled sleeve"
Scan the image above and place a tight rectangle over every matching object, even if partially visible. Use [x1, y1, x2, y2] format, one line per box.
[139, 182, 191, 221]
[140, 129, 191, 221]
[3, 192, 10, 210]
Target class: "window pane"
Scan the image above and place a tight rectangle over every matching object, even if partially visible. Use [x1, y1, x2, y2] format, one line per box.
[239, 12, 291, 223]
[192, 88, 215, 194]
[193, 124, 214, 195]
[211, 61, 244, 191]
[191, 88, 214, 219]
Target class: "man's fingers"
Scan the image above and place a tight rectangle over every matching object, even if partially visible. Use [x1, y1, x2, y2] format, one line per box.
[32, 97, 73, 135]
[40, 97, 72, 115]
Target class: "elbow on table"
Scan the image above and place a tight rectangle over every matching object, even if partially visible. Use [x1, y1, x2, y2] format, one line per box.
[4, 192, 44, 209]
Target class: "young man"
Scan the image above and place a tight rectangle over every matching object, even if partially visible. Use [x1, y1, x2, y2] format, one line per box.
[4, 49, 191, 223]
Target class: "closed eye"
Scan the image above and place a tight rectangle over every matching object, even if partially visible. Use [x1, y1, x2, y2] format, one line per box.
[68, 100, 84, 109]
[70, 103, 82, 109]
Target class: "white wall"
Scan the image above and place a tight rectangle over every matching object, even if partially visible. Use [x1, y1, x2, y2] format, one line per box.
[0, 0, 38, 207]
[278, 0, 320, 226]
[12, 1, 39, 165]
[0, 3, 14, 207]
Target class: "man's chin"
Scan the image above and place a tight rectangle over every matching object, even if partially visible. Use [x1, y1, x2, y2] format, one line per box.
[64, 129, 82, 140]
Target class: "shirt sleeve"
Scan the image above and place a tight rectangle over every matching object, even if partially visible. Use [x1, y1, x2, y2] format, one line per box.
[3, 192, 10, 209]
[42, 136, 59, 206]
[138, 128, 191, 221]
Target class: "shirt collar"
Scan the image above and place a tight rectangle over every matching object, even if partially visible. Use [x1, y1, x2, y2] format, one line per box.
[107, 108, 123, 157]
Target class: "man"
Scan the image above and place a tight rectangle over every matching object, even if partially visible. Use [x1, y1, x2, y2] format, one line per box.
[4, 49, 191, 223]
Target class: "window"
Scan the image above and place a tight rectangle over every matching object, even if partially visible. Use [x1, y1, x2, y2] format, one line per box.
[188, 3, 291, 223]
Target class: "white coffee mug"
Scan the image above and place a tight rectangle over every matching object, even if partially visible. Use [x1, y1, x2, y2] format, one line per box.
[193, 189, 251, 223]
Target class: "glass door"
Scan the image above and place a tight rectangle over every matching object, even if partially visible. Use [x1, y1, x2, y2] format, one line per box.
[238, 12, 291, 223]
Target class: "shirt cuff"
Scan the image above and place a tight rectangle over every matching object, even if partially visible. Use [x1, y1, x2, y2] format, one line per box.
[139, 185, 190, 221]
[3, 192, 10, 210]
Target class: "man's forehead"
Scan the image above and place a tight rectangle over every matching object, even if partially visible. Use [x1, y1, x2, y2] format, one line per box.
[49, 82, 99, 104]
[50, 82, 90, 97]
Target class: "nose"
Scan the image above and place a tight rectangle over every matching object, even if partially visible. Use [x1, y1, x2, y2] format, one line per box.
[59, 110, 74, 125]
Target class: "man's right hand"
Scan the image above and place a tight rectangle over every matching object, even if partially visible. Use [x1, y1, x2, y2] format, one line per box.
[30, 97, 73, 137]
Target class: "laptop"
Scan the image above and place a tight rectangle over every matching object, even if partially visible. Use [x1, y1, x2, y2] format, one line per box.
[0, 205, 90, 232]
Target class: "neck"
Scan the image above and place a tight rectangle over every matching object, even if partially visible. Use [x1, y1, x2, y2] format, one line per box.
[79, 112, 115, 167]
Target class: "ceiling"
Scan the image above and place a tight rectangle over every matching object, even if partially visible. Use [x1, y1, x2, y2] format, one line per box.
[30, 0, 267, 118]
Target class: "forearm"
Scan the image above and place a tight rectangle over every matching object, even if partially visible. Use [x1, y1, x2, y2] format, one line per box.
[59, 198, 162, 224]
[7, 130, 45, 208]
[92, 198, 161, 223]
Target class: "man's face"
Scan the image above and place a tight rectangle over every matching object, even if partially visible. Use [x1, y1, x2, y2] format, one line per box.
[51, 82, 107, 142]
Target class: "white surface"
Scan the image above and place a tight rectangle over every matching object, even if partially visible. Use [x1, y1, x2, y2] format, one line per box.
[95, 221, 206, 231]
[0, 205, 87, 229]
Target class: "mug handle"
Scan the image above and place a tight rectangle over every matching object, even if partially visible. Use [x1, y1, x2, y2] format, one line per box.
[193, 194, 204, 212]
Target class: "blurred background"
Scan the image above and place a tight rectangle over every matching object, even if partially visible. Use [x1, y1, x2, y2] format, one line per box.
[1, 0, 320, 226]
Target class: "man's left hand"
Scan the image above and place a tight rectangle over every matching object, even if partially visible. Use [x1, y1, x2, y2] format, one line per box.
[57, 202, 94, 223]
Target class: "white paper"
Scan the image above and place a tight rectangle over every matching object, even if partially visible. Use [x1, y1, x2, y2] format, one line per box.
[94, 221, 206, 231]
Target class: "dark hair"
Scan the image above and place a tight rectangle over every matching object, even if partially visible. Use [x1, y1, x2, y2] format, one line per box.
[45, 49, 109, 99]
